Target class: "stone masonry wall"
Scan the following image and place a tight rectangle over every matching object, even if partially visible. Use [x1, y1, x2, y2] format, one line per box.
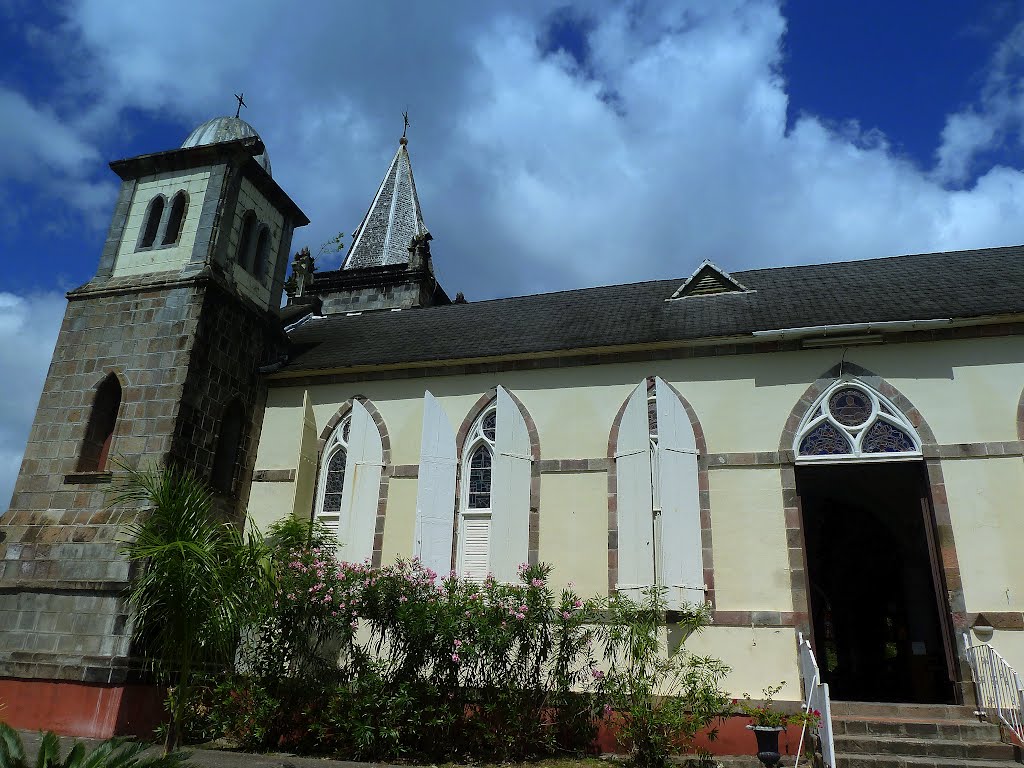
[0, 276, 200, 683]
[170, 279, 286, 522]
[0, 272, 281, 683]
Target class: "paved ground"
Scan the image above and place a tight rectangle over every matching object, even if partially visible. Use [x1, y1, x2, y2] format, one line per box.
[16, 731, 766, 768]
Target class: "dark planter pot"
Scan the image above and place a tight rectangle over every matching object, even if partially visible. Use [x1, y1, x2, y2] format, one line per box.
[747, 724, 785, 767]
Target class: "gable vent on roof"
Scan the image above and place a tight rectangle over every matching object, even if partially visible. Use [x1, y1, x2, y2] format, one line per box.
[668, 260, 748, 300]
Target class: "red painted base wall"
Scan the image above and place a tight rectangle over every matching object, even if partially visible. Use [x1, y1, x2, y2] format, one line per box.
[595, 714, 805, 757]
[0, 678, 164, 739]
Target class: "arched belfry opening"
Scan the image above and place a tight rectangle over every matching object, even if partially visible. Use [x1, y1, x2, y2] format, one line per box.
[77, 374, 122, 473]
[793, 378, 956, 704]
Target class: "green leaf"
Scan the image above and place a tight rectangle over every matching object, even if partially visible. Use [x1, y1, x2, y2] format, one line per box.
[35, 733, 60, 768]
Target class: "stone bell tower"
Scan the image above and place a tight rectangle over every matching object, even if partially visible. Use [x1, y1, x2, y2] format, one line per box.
[0, 113, 308, 736]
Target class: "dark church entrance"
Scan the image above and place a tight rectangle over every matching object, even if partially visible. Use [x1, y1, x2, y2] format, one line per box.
[797, 462, 956, 704]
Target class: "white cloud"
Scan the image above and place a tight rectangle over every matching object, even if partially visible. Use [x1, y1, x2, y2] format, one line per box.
[935, 21, 1024, 185]
[3, 0, 1023, 506]
[39, 0, 1022, 299]
[0, 292, 66, 514]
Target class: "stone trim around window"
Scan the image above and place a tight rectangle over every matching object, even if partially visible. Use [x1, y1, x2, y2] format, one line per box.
[316, 396, 392, 568]
[606, 380, 715, 608]
[454, 387, 542, 568]
[778, 362, 971, 700]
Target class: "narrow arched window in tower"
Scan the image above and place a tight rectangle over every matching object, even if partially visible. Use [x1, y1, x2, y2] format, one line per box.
[139, 196, 165, 249]
[212, 399, 245, 493]
[237, 210, 257, 271]
[162, 191, 188, 245]
[77, 374, 122, 472]
[253, 225, 270, 280]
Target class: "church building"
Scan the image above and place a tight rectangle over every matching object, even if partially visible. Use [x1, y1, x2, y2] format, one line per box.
[3, 114, 1024, 743]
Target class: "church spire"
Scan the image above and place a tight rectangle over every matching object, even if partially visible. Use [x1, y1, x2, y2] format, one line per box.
[343, 133, 427, 270]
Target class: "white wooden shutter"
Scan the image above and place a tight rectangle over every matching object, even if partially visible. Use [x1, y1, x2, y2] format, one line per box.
[291, 390, 318, 518]
[655, 377, 704, 609]
[615, 382, 655, 595]
[414, 391, 457, 576]
[337, 400, 384, 562]
[460, 514, 491, 581]
[490, 386, 531, 582]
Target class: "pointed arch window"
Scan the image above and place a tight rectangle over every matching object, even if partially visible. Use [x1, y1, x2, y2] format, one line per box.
[614, 377, 704, 608]
[458, 408, 496, 580]
[162, 191, 188, 246]
[315, 401, 384, 563]
[77, 374, 122, 473]
[211, 399, 245, 493]
[794, 380, 921, 462]
[253, 225, 270, 281]
[139, 195, 165, 249]
[317, 415, 351, 538]
[237, 210, 258, 271]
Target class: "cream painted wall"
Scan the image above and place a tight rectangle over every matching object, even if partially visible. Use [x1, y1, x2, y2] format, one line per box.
[113, 170, 210, 276]
[248, 334, 1024, 643]
[242, 332, 1024, 701]
[226, 177, 285, 309]
[248, 481, 296, 535]
[538, 472, 609, 592]
[944, 456, 1024, 612]
[381, 477, 418, 566]
[687, 626, 801, 701]
[709, 467, 792, 613]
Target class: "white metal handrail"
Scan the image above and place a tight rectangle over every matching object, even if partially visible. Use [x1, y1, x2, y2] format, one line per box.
[963, 633, 1024, 743]
[796, 631, 835, 768]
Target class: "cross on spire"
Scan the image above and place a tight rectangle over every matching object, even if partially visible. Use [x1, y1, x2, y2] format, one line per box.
[402, 110, 410, 139]
[234, 92, 247, 118]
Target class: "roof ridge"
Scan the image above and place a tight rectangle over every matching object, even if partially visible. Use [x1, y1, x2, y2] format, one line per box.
[730, 242, 1024, 278]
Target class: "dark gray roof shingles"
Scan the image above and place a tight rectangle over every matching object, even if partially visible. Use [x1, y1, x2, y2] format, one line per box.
[283, 245, 1024, 372]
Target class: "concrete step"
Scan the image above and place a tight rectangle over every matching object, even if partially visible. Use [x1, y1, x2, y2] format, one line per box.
[831, 701, 977, 721]
[835, 754, 1021, 768]
[835, 733, 1021, 762]
[833, 714, 1003, 741]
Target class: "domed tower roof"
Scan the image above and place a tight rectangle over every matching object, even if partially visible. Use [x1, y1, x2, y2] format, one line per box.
[181, 116, 271, 175]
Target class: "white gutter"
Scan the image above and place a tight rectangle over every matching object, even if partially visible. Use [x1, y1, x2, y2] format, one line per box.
[751, 317, 953, 341]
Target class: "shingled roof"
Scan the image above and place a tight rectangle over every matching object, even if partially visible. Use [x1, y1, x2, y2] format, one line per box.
[281, 244, 1024, 373]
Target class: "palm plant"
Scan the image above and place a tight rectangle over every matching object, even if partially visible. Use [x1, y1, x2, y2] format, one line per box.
[0, 722, 187, 768]
[111, 462, 273, 753]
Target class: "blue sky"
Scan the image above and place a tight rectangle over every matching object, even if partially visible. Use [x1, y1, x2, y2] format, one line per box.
[1, 0, 1023, 507]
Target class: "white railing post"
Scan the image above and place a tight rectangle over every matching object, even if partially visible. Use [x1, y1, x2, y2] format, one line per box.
[795, 632, 835, 768]
[963, 633, 1024, 743]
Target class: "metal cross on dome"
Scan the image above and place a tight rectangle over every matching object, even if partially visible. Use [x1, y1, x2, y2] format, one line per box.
[234, 92, 247, 118]
[402, 110, 410, 139]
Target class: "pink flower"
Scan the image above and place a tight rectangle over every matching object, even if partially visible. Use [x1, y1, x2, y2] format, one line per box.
[399, 596, 408, 603]
[591, 669, 605, 679]
[454, 639, 463, 648]
[515, 613, 525, 620]
[603, 704, 613, 717]
[562, 611, 571, 619]
[573, 598, 583, 609]
[451, 653, 460, 663]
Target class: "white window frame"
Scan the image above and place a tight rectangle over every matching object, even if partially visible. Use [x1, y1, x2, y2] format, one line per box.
[456, 406, 496, 580]
[314, 414, 350, 537]
[794, 378, 922, 464]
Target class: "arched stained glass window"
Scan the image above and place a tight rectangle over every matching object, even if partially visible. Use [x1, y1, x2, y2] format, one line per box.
[794, 379, 921, 462]
[468, 446, 492, 508]
[316, 415, 351, 537]
[458, 405, 497, 580]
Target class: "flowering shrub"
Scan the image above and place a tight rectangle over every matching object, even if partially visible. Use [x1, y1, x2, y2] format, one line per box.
[592, 587, 730, 768]
[204, 521, 599, 760]
[189, 520, 727, 765]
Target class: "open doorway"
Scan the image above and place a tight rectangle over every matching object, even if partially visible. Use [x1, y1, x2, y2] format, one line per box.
[797, 462, 955, 704]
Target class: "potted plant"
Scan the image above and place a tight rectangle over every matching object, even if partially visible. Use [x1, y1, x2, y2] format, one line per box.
[735, 683, 814, 767]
